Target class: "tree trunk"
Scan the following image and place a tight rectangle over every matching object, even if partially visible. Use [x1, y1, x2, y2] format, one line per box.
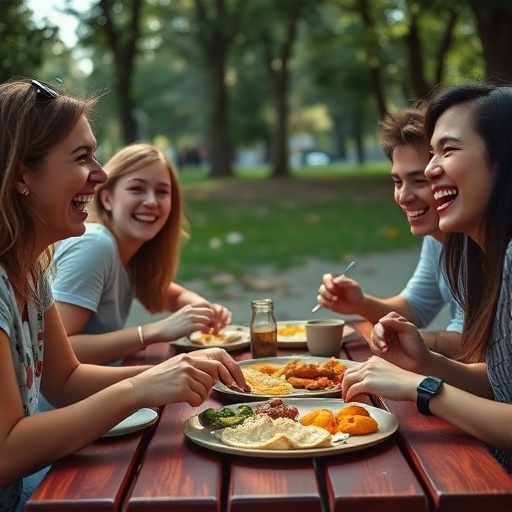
[353, 105, 365, 165]
[358, 0, 387, 117]
[194, 0, 236, 177]
[332, 117, 347, 160]
[116, 67, 137, 144]
[262, 6, 301, 177]
[270, 68, 289, 177]
[99, 0, 141, 145]
[469, 2, 512, 82]
[207, 43, 232, 177]
[404, 5, 428, 99]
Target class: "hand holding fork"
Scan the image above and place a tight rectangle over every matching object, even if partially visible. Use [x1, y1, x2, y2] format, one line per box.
[311, 261, 356, 313]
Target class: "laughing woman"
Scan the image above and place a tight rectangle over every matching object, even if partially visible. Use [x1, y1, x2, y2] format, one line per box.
[341, 82, 512, 472]
[0, 78, 246, 512]
[51, 143, 232, 365]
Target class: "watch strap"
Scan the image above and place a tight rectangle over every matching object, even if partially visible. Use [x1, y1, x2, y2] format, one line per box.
[416, 376, 443, 416]
[417, 389, 434, 415]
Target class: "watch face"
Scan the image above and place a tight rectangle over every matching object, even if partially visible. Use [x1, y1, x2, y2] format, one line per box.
[419, 377, 442, 393]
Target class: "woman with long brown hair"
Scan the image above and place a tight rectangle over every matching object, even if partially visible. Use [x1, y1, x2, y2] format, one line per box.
[52, 142, 232, 365]
[0, 79, 245, 512]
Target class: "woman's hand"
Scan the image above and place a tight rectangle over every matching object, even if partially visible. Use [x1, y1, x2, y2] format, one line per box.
[128, 349, 247, 408]
[342, 356, 423, 403]
[207, 303, 232, 333]
[367, 312, 431, 372]
[316, 274, 365, 314]
[189, 347, 247, 389]
[152, 303, 215, 342]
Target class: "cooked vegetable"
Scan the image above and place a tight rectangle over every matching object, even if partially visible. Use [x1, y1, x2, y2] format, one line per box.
[198, 405, 254, 428]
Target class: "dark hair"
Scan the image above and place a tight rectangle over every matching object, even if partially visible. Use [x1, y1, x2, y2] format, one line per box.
[0, 78, 96, 304]
[379, 102, 428, 161]
[425, 82, 512, 362]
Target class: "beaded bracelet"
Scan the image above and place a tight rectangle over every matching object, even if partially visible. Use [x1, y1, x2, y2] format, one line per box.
[137, 325, 146, 350]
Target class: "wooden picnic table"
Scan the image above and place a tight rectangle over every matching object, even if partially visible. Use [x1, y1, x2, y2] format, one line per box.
[25, 320, 512, 512]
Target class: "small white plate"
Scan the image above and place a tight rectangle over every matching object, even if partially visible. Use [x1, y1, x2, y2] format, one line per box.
[171, 324, 250, 352]
[277, 321, 356, 349]
[102, 408, 159, 438]
[184, 398, 398, 458]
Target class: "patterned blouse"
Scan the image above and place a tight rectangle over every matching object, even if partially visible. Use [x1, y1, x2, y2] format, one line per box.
[486, 240, 512, 472]
[0, 268, 53, 512]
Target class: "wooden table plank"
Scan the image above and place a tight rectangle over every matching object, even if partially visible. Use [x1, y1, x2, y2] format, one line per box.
[382, 400, 512, 512]
[346, 321, 512, 512]
[25, 427, 155, 512]
[126, 401, 223, 512]
[324, 440, 426, 512]
[322, 392, 426, 512]
[229, 458, 322, 512]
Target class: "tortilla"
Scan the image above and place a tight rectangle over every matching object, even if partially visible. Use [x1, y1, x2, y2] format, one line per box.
[215, 415, 333, 450]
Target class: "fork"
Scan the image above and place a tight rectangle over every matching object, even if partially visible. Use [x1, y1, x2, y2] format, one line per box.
[225, 383, 252, 393]
[311, 261, 356, 313]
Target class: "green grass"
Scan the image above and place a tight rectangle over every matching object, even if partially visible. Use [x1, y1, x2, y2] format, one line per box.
[175, 162, 421, 287]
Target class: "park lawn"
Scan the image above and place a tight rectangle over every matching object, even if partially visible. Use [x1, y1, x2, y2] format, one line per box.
[175, 166, 421, 287]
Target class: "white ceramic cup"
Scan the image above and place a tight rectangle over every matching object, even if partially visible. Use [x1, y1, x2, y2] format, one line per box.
[305, 318, 345, 357]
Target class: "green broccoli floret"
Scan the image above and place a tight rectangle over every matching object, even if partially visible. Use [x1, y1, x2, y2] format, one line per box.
[198, 405, 254, 428]
[235, 405, 254, 419]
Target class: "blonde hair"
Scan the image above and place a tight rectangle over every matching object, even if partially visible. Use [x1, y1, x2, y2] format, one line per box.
[90, 143, 189, 312]
[0, 79, 95, 305]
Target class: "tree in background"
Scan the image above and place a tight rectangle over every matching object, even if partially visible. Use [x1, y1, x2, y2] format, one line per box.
[73, 0, 145, 145]
[152, 0, 245, 177]
[0, 0, 59, 83]
[241, 0, 321, 177]
[26, 0, 502, 173]
[468, 0, 512, 82]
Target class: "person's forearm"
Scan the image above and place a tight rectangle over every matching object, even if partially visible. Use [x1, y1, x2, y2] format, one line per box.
[70, 325, 150, 365]
[428, 383, 512, 450]
[165, 282, 205, 311]
[357, 295, 418, 325]
[51, 362, 150, 407]
[420, 353, 493, 398]
[420, 330, 462, 358]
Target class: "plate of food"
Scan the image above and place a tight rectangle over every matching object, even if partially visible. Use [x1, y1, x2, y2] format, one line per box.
[102, 408, 159, 438]
[214, 356, 357, 400]
[184, 398, 398, 458]
[277, 320, 356, 349]
[171, 324, 250, 352]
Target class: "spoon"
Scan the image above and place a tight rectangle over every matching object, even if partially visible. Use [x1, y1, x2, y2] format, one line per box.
[311, 260, 356, 313]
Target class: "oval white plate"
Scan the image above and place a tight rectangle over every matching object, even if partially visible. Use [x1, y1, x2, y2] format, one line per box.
[277, 320, 356, 349]
[184, 398, 398, 458]
[171, 324, 250, 352]
[214, 356, 358, 400]
[102, 408, 159, 438]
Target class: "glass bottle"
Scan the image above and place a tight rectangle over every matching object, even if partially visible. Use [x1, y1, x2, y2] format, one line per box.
[250, 298, 277, 359]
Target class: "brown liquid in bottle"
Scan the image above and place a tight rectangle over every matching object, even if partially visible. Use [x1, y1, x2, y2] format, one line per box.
[250, 299, 277, 359]
[251, 327, 278, 358]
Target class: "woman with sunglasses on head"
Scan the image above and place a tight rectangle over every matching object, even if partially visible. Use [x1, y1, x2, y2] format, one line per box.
[342, 82, 512, 472]
[0, 79, 246, 512]
[50, 142, 232, 367]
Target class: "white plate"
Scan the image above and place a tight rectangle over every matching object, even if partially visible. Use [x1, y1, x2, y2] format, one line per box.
[277, 320, 356, 349]
[214, 356, 358, 400]
[102, 408, 159, 438]
[171, 324, 250, 352]
[184, 398, 398, 458]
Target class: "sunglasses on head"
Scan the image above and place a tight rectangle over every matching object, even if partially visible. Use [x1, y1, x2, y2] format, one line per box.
[30, 79, 59, 102]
